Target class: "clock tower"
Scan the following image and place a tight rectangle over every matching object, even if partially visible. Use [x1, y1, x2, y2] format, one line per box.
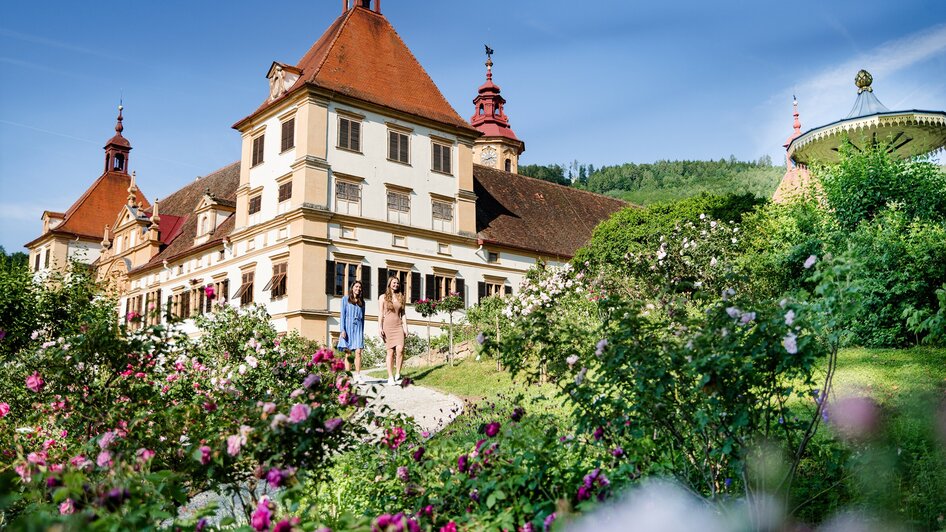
[470, 48, 525, 173]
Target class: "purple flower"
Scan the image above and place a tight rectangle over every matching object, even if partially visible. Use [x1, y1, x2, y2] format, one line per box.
[577, 485, 591, 501]
[484, 422, 501, 438]
[26, 371, 44, 393]
[593, 426, 604, 441]
[303, 373, 319, 389]
[324, 418, 344, 433]
[595, 338, 608, 357]
[803, 255, 817, 269]
[469, 489, 480, 502]
[251, 500, 272, 532]
[476, 332, 486, 345]
[196, 517, 208, 531]
[0, 330, 6, 341]
[289, 403, 311, 424]
[457, 454, 469, 473]
[397, 466, 409, 482]
[783, 332, 798, 354]
[543, 513, 556, 531]
[724, 477, 733, 488]
[266, 467, 284, 488]
[412, 446, 426, 461]
[611, 447, 624, 457]
[96, 450, 112, 468]
[511, 406, 525, 422]
[98, 431, 117, 449]
[199, 445, 212, 465]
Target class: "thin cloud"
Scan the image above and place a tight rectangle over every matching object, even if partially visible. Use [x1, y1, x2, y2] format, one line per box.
[0, 28, 127, 62]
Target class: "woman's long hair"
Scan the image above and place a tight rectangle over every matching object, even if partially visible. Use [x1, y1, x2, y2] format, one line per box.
[384, 274, 403, 312]
[347, 280, 364, 308]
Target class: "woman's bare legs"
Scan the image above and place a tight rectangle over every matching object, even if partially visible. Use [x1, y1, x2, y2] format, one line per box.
[394, 344, 404, 380]
[354, 348, 363, 374]
[386, 347, 396, 382]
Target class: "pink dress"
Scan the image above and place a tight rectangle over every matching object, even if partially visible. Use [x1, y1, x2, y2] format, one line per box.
[381, 296, 405, 349]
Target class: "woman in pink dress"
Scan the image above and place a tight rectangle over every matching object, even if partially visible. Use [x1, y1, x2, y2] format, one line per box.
[379, 275, 408, 385]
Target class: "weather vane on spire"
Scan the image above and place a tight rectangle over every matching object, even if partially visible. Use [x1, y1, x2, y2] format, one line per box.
[484, 45, 494, 80]
[485, 44, 494, 60]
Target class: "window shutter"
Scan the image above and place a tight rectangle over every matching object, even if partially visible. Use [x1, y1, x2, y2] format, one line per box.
[222, 279, 230, 301]
[425, 274, 435, 300]
[455, 279, 465, 306]
[505, 285, 513, 296]
[378, 268, 386, 299]
[156, 289, 162, 323]
[410, 271, 422, 303]
[325, 260, 335, 295]
[360, 265, 372, 300]
[351, 121, 360, 151]
[478, 281, 486, 303]
[443, 146, 451, 174]
[389, 131, 397, 160]
[339, 119, 349, 149]
[399, 134, 409, 163]
[432, 144, 440, 171]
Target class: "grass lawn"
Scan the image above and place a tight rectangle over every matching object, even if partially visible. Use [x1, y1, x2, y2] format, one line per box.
[831, 346, 946, 406]
[369, 357, 516, 401]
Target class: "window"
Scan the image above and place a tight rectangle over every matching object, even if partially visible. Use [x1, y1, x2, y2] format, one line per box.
[44, 249, 50, 268]
[33, 252, 40, 271]
[478, 280, 508, 302]
[487, 251, 499, 264]
[251, 135, 265, 166]
[386, 191, 410, 225]
[505, 159, 512, 172]
[335, 181, 361, 215]
[212, 278, 229, 311]
[280, 118, 295, 152]
[432, 200, 454, 232]
[432, 142, 452, 174]
[381, 267, 417, 303]
[145, 289, 162, 325]
[388, 130, 409, 163]
[233, 271, 255, 306]
[333, 261, 360, 297]
[264, 262, 288, 299]
[278, 181, 292, 203]
[426, 274, 465, 305]
[338, 117, 361, 152]
[248, 195, 262, 214]
[201, 216, 210, 235]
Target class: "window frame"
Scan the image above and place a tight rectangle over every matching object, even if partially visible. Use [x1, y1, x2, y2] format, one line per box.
[277, 181, 292, 204]
[333, 260, 361, 297]
[431, 199, 454, 232]
[387, 129, 410, 164]
[265, 262, 288, 300]
[251, 134, 265, 167]
[386, 190, 411, 225]
[248, 194, 262, 215]
[280, 118, 295, 153]
[337, 116, 362, 153]
[431, 141, 452, 175]
[335, 180, 362, 215]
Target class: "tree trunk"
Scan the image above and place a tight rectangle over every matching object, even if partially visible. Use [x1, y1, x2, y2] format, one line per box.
[448, 312, 454, 366]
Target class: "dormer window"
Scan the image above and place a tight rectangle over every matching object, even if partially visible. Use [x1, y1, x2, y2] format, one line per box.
[201, 216, 210, 236]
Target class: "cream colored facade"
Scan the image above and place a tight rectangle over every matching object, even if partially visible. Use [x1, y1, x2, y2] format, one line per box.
[116, 84, 555, 344]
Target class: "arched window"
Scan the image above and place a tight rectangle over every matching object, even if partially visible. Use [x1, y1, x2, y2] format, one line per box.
[201, 216, 209, 235]
[113, 154, 125, 171]
[504, 159, 511, 172]
[478, 104, 484, 115]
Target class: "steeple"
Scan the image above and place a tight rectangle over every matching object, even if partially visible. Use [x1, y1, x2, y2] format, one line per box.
[783, 95, 802, 161]
[104, 104, 132, 174]
[470, 46, 525, 173]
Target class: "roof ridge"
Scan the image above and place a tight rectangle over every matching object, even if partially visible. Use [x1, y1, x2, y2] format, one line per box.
[473, 164, 627, 205]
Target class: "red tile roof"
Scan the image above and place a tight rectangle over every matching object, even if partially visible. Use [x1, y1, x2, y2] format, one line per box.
[235, 7, 478, 135]
[27, 172, 149, 246]
[473, 165, 627, 258]
[133, 162, 240, 273]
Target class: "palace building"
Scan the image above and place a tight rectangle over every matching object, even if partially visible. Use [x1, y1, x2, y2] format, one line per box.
[25, 0, 625, 343]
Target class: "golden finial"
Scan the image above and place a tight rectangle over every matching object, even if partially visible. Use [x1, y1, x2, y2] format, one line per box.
[855, 69, 873, 93]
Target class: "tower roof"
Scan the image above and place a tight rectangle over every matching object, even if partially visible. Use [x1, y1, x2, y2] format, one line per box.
[105, 105, 131, 148]
[469, 49, 523, 149]
[235, 6, 477, 135]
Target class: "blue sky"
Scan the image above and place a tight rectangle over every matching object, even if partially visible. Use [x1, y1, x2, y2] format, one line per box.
[2, 0, 945, 251]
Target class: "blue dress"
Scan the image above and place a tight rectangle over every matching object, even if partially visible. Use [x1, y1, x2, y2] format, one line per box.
[337, 297, 365, 350]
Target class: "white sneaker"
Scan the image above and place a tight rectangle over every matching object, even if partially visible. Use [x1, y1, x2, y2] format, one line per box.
[386, 377, 396, 386]
[395, 373, 401, 381]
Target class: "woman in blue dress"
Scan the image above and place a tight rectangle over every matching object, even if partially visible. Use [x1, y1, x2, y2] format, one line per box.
[337, 280, 366, 382]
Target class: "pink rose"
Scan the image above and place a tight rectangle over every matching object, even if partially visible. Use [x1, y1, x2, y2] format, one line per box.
[70, 455, 92, 470]
[14, 463, 31, 483]
[261, 402, 277, 414]
[96, 451, 112, 468]
[199, 445, 212, 465]
[26, 372, 44, 393]
[98, 430, 117, 449]
[226, 435, 243, 456]
[251, 499, 272, 532]
[27, 451, 47, 465]
[0, 402, 9, 417]
[59, 498, 75, 515]
[137, 448, 156, 463]
[289, 403, 311, 424]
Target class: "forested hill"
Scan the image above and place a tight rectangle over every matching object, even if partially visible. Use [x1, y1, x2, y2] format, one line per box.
[518, 157, 784, 205]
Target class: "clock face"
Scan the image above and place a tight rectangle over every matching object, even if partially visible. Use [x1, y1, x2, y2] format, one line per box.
[480, 147, 498, 166]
